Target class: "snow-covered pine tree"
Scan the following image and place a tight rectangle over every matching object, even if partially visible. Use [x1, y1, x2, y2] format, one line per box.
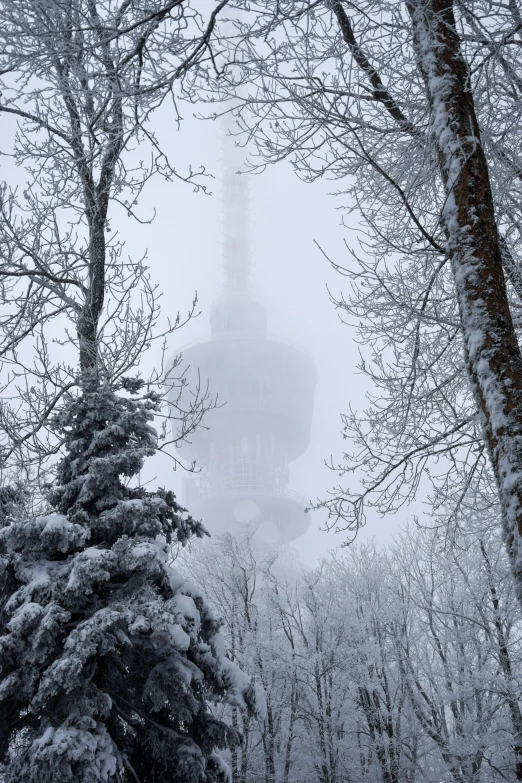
[0, 377, 255, 783]
[0, 485, 27, 529]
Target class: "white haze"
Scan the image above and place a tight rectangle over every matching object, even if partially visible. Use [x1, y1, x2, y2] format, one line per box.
[127, 105, 429, 565]
[1, 102, 428, 564]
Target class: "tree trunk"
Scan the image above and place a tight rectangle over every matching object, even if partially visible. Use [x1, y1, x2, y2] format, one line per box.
[240, 715, 251, 783]
[77, 215, 106, 375]
[231, 707, 240, 783]
[282, 680, 297, 783]
[407, 0, 522, 608]
[263, 700, 276, 783]
[480, 541, 522, 779]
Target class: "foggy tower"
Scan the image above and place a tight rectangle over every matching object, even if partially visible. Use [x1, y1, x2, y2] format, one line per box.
[169, 129, 316, 547]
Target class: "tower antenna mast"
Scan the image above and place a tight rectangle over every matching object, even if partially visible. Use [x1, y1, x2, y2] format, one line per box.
[168, 91, 317, 552]
[220, 119, 252, 296]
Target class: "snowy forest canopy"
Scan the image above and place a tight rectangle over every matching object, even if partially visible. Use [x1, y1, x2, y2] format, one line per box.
[1, 1, 522, 782]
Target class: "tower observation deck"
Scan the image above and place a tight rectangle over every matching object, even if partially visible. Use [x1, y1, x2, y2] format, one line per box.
[168, 133, 316, 547]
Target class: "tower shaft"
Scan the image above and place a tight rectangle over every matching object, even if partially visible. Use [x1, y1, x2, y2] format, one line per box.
[168, 120, 316, 547]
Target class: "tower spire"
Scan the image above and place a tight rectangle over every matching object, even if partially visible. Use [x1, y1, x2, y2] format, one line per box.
[211, 120, 266, 335]
[220, 121, 251, 296]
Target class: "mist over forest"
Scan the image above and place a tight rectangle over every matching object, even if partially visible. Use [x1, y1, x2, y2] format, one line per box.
[0, 2, 521, 782]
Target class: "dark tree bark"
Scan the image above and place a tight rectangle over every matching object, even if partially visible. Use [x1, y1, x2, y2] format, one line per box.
[406, 0, 522, 607]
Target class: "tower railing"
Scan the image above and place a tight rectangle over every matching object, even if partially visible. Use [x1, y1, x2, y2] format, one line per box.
[184, 476, 306, 507]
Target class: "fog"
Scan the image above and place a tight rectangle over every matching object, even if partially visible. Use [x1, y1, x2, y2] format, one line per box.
[0, 101, 425, 565]
[122, 105, 428, 566]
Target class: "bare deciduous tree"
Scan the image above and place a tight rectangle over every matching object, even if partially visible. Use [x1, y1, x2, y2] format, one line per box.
[192, 0, 522, 605]
[186, 520, 522, 782]
[0, 0, 228, 480]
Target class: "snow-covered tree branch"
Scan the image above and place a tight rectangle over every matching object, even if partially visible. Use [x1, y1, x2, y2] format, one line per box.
[192, 0, 522, 608]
